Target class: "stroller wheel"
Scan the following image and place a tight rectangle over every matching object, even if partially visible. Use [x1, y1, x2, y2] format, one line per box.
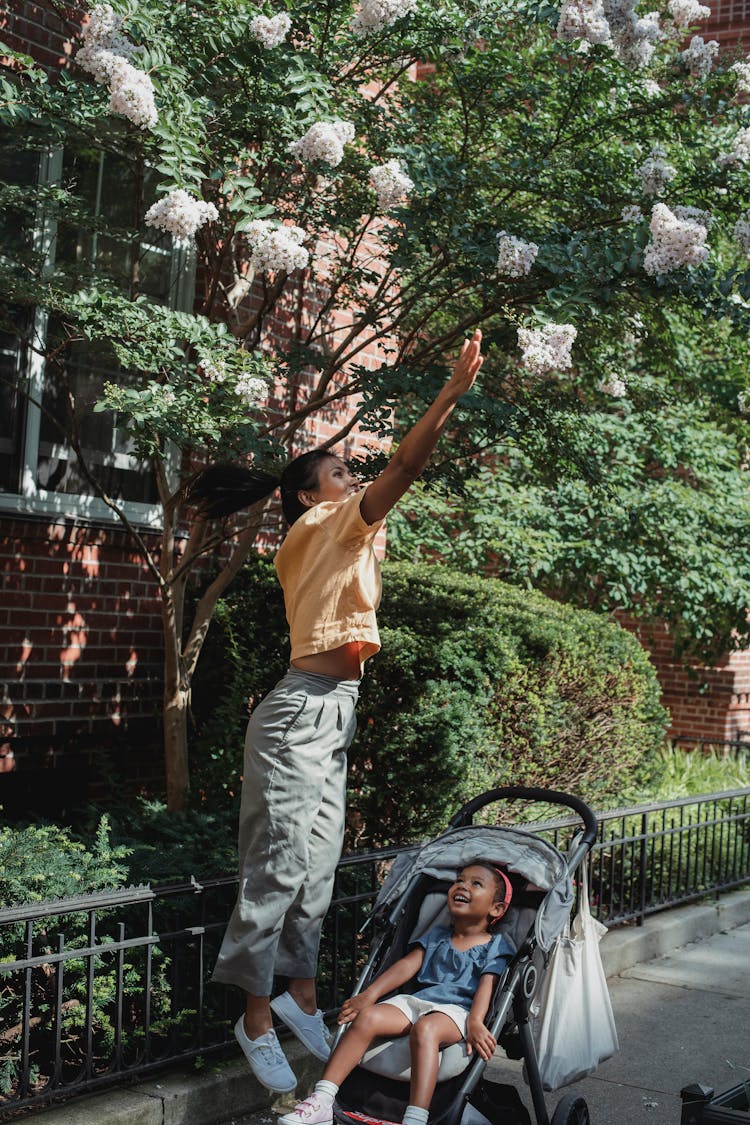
[550, 1095, 590, 1125]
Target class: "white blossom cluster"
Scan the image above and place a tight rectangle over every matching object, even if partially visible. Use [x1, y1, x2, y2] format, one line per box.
[234, 374, 269, 406]
[76, 4, 157, 130]
[201, 358, 228, 383]
[351, 0, 418, 36]
[621, 204, 644, 222]
[369, 160, 414, 210]
[643, 202, 709, 274]
[738, 390, 750, 415]
[556, 0, 612, 46]
[641, 78, 662, 96]
[733, 213, 750, 254]
[518, 323, 577, 374]
[245, 220, 309, 272]
[496, 231, 539, 277]
[680, 34, 718, 76]
[159, 386, 176, 407]
[145, 190, 219, 244]
[730, 60, 750, 95]
[667, 0, 711, 23]
[598, 376, 628, 396]
[602, 0, 661, 69]
[636, 146, 677, 195]
[249, 12, 292, 47]
[718, 127, 750, 168]
[288, 120, 355, 167]
[673, 203, 713, 228]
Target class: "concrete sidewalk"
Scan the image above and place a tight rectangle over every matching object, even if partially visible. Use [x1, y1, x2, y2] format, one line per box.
[26, 889, 750, 1125]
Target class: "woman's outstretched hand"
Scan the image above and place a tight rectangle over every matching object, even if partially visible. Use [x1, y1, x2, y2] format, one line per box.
[445, 328, 484, 399]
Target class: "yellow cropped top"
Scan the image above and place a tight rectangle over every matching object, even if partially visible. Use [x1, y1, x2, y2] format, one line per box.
[273, 487, 385, 662]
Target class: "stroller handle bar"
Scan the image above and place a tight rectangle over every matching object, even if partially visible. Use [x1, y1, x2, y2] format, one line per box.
[448, 785, 598, 847]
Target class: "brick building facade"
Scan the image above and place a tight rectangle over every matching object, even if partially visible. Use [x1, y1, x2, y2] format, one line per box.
[1, 2, 749, 817]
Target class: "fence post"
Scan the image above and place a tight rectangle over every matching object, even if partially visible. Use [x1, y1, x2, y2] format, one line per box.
[638, 811, 649, 926]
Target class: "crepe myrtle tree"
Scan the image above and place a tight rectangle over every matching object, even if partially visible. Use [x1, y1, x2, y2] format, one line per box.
[3, 0, 750, 808]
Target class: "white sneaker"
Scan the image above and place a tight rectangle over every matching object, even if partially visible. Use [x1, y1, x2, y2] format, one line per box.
[279, 1092, 335, 1125]
[270, 991, 333, 1061]
[233, 1017, 296, 1092]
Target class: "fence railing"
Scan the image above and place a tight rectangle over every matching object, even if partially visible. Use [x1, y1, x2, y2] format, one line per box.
[2, 789, 749, 1117]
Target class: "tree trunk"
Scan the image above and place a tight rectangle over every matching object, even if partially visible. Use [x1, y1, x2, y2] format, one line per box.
[163, 679, 190, 812]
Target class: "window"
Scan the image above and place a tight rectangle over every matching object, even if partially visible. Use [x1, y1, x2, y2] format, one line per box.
[0, 138, 194, 524]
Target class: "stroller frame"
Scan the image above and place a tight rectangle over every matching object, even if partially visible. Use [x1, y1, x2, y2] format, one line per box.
[331, 786, 599, 1125]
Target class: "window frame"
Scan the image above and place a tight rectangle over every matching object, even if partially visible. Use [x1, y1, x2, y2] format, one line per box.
[0, 145, 195, 528]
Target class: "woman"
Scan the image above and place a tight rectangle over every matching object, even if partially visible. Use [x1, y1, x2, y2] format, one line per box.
[194, 330, 484, 1092]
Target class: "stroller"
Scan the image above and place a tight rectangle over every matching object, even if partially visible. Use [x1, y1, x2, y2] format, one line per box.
[332, 786, 598, 1125]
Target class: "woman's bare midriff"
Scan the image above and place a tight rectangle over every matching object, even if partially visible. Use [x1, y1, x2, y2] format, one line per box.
[292, 642, 364, 680]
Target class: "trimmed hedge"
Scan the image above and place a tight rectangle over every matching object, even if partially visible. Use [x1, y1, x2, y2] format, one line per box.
[191, 558, 669, 846]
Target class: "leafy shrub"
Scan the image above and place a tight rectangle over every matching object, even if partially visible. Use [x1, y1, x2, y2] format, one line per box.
[191, 557, 668, 846]
[0, 819, 170, 1101]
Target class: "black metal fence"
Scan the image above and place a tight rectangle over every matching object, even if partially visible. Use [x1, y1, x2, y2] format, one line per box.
[2, 790, 749, 1117]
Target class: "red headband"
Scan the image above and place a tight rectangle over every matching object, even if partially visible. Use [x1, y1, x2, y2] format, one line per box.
[493, 866, 513, 909]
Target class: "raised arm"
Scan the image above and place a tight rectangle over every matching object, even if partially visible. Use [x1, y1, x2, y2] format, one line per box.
[337, 947, 425, 1024]
[359, 329, 484, 526]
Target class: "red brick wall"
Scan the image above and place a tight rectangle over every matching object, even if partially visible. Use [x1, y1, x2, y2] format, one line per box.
[617, 613, 750, 745]
[1, 1, 81, 70]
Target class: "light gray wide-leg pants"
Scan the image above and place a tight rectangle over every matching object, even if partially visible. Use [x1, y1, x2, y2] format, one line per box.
[212, 667, 359, 996]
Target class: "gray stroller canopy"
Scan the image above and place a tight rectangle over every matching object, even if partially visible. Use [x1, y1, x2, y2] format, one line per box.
[373, 824, 575, 953]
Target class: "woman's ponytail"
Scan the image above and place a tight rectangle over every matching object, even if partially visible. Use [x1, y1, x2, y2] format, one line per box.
[189, 463, 280, 519]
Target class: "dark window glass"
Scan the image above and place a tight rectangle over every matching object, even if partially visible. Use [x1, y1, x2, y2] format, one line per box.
[37, 323, 157, 504]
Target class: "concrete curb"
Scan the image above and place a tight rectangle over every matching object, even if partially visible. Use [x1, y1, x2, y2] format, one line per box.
[599, 886, 750, 977]
[24, 888, 750, 1125]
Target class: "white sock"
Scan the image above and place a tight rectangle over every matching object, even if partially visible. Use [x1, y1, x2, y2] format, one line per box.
[313, 1080, 339, 1104]
[402, 1106, 429, 1125]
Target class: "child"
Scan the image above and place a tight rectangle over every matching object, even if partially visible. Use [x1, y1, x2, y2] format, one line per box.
[193, 332, 485, 1093]
[279, 861, 515, 1125]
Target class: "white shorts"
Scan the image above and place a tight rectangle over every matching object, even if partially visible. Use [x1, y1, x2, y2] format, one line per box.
[378, 994, 469, 1037]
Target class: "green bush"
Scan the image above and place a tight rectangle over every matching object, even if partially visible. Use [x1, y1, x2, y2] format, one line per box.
[191, 557, 669, 846]
[0, 819, 169, 1100]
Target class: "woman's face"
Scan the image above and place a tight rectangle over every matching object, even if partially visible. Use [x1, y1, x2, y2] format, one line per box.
[301, 456, 361, 507]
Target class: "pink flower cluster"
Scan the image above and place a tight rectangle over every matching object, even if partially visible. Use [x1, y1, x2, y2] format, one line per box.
[288, 120, 355, 167]
[249, 12, 292, 47]
[76, 4, 157, 130]
[643, 203, 709, 274]
[518, 324, 577, 374]
[145, 190, 219, 244]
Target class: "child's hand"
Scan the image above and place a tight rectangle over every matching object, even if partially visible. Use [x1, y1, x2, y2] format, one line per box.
[337, 990, 375, 1024]
[465, 1016, 497, 1061]
[446, 329, 484, 399]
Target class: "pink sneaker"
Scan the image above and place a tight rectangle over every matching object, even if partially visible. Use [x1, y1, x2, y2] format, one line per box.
[279, 1092, 334, 1125]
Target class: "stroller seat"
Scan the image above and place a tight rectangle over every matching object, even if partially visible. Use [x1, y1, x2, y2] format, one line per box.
[356, 879, 544, 1083]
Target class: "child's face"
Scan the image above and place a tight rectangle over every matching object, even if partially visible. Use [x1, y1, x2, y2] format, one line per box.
[448, 864, 506, 927]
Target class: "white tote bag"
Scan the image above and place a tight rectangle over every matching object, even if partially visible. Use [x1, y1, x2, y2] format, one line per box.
[533, 864, 619, 1091]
